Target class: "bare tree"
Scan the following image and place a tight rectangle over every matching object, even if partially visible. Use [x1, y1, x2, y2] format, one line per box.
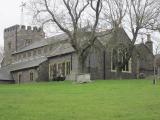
[102, 0, 128, 78]
[103, 0, 127, 28]
[28, 0, 160, 79]
[152, 33, 160, 84]
[126, 0, 160, 80]
[126, 0, 160, 43]
[28, 0, 106, 74]
[102, 0, 160, 78]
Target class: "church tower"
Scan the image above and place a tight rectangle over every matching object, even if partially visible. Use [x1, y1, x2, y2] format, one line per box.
[3, 25, 45, 66]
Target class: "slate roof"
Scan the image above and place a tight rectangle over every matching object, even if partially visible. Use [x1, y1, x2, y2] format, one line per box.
[48, 43, 75, 58]
[13, 33, 68, 54]
[47, 33, 68, 42]
[13, 40, 48, 54]
[12, 29, 120, 55]
[0, 57, 47, 81]
[96, 28, 129, 46]
[10, 57, 47, 72]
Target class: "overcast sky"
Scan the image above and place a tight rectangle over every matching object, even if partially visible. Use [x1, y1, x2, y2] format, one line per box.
[0, 0, 160, 53]
[0, 0, 26, 47]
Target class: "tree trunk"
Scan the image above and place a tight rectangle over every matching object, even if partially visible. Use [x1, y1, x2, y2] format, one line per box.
[75, 54, 91, 83]
[77, 54, 85, 74]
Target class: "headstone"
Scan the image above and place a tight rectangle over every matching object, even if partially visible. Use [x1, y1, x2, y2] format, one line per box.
[76, 73, 91, 83]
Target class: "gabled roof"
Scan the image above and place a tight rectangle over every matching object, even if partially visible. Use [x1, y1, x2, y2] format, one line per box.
[135, 43, 154, 56]
[97, 28, 132, 47]
[0, 57, 47, 80]
[10, 57, 47, 72]
[48, 43, 75, 58]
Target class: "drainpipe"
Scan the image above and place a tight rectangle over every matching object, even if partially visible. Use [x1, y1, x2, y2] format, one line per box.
[103, 51, 106, 79]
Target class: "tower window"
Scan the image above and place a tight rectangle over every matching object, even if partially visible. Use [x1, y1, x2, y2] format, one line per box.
[25, 39, 32, 46]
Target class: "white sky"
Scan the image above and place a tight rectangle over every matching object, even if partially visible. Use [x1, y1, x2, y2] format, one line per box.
[0, 0, 26, 47]
[0, 0, 159, 53]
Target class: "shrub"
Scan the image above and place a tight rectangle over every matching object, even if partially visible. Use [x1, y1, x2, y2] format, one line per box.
[139, 73, 145, 79]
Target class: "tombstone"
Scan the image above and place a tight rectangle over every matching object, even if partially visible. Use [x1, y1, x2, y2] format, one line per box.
[76, 73, 91, 83]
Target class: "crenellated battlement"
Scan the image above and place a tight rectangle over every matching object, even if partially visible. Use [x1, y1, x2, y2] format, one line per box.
[4, 25, 20, 32]
[3, 24, 45, 66]
[4, 25, 43, 33]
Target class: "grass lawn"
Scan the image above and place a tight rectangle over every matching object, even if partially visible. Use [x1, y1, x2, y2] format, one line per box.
[0, 80, 160, 120]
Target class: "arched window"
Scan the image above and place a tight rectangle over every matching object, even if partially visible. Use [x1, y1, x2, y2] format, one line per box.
[111, 49, 131, 72]
[53, 64, 57, 76]
[66, 61, 71, 75]
[111, 49, 117, 71]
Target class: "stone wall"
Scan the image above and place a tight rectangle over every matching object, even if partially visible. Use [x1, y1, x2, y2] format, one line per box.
[132, 44, 154, 77]
[16, 25, 45, 51]
[3, 25, 45, 66]
[11, 60, 49, 83]
[12, 68, 38, 83]
[48, 53, 78, 80]
[84, 43, 105, 80]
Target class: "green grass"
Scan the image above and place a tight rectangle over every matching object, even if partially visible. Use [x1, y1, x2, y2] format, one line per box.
[0, 80, 160, 120]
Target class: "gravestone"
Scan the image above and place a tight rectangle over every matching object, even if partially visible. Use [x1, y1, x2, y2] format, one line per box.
[76, 73, 91, 83]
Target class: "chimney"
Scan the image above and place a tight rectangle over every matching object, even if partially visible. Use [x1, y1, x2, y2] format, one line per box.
[147, 34, 151, 41]
[145, 34, 153, 53]
[141, 38, 144, 44]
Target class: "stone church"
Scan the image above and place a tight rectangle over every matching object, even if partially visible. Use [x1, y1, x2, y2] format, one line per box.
[0, 25, 154, 83]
